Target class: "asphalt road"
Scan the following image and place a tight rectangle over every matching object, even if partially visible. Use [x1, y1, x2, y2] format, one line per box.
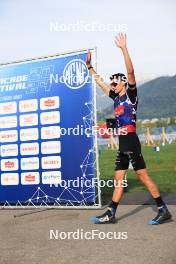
[0, 205, 175, 264]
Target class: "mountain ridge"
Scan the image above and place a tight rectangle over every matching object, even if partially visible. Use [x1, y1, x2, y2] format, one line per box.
[97, 75, 176, 120]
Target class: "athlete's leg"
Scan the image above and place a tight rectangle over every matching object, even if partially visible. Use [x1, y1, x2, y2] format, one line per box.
[135, 168, 172, 224]
[128, 152, 160, 198]
[135, 168, 160, 198]
[129, 152, 172, 225]
[112, 170, 127, 202]
[91, 152, 129, 224]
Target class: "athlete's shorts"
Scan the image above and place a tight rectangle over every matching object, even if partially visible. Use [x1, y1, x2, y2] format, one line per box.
[115, 151, 146, 171]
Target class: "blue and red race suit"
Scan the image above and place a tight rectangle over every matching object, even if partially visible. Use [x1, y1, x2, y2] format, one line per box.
[109, 83, 141, 153]
[109, 83, 137, 133]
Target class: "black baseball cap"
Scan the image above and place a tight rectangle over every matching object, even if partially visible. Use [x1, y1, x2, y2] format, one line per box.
[110, 73, 127, 85]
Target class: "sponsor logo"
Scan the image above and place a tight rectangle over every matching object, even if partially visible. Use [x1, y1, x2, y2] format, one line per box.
[40, 96, 59, 110]
[20, 128, 39, 141]
[1, 158, 18, 171]
[0, 130, 18, 143]
[41, 141, 61, 154]
[0, 115, 17, 129]
[41, 156, 61, 169]
[0, 144, 18, 157]
[19, 99, 38, 113]
[20, 142, 39, 156]
[1, 173, 19, 185]
[40, 111, 60, 125]
[21, 157, 39, 170]
[20, 113, 38, 127]
[5, 161, 15, 168]
[21, 172, 40, 185]
[0, 101, 17, 115]
[41, 126, 60, 139]
[115, 105, 125, 116]
[63, 59, 88, 89]
[42, 171, 61, 184]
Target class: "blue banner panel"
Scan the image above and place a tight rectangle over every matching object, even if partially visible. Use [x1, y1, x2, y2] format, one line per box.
[0, 51, 97, 206]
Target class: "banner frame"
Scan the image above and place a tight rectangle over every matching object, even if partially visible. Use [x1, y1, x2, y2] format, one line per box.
[0, 48, 102, 209]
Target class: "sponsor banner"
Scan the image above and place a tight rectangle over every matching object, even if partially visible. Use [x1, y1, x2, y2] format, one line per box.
[1, 173, 19, 185]
[1, 158, 18, 171]
[0, 115, 17, 129]
[20, 113, 38, 127]
[41, 140, 61, 154]
[20, 128, 39, 141]
[0, 101, 17, 115]
[41, 156, 61, 169]
[0, 50, 97, 206]
[21, 157, 39, 170]
[19, 99, 38, 113]
[41, 126, 60, 139]
[20, 142, 39, 156]
[0, 144, 18, 157]
[40, 96, 59, 110]
[40, 111, 60, 125]
[21, 172, 40, 185]
[0, 130, 18, 143]
[42, 171, 61, 185]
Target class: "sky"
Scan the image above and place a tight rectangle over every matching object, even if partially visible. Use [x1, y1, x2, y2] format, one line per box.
[0, 0, 176, 82]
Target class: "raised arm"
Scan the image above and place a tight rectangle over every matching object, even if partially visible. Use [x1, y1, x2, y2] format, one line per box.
[86, 51, 110, 96]
[115, 33, 136, 85]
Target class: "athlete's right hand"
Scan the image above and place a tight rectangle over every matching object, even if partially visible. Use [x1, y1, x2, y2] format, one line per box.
[86, 50, 92, 68]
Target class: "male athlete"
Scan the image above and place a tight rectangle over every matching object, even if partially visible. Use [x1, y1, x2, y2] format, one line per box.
[86, 33, 172, 225]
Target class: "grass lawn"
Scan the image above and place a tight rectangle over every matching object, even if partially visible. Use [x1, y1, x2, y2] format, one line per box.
[99, 143, 176, 193]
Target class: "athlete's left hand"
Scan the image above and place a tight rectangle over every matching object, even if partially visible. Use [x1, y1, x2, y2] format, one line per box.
[115, 33, 127, 49]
